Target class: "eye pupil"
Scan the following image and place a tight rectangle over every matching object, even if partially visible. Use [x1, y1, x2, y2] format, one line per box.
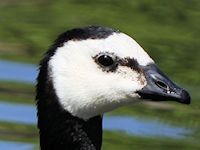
[98, 55, 114, 66]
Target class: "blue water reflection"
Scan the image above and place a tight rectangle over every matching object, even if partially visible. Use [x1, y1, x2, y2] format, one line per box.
[0, 102, 190, 138]
[103, 116, 189, 138]
[0, 102, 36, 124]
[0, 141, 33, 150]
[0, 60, 37, 83]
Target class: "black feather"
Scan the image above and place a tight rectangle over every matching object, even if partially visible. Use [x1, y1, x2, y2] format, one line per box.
[36, 26, 116, 150]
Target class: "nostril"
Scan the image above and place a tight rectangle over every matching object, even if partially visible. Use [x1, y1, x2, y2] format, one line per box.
[155, 80, 168, 90]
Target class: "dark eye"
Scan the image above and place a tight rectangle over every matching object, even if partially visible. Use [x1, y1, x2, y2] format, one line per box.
[97, 55, 114, 67]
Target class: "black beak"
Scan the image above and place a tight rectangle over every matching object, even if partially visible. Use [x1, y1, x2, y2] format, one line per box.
[137, 64, 191, 104]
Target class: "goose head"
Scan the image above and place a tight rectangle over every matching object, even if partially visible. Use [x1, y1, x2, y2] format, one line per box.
[47, 26, 190, 120]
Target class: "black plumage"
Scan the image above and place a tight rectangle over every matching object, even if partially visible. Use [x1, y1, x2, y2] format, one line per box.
[36, 26, 116, 150]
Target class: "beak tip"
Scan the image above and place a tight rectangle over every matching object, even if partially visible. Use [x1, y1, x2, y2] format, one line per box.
[138, 64, 191, 105]
[179, 89, 191, 105]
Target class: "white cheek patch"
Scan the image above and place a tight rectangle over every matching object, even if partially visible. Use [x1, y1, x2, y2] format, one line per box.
[48, 32, 152, 119]
[116, 66, 147, 86]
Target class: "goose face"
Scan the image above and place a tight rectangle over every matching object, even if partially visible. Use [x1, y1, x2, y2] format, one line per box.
[48, 28, 190, 119]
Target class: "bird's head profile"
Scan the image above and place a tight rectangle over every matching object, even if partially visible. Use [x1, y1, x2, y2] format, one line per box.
[41, 26, 190, 120]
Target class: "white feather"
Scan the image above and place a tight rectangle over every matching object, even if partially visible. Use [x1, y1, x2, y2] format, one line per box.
[49, 33, 153, 119]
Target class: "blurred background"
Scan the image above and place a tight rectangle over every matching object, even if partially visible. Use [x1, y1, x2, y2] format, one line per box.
[0, 0, 199, 149]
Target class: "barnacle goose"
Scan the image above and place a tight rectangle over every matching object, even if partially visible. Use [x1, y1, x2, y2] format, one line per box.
[36, 26, 190, 150]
